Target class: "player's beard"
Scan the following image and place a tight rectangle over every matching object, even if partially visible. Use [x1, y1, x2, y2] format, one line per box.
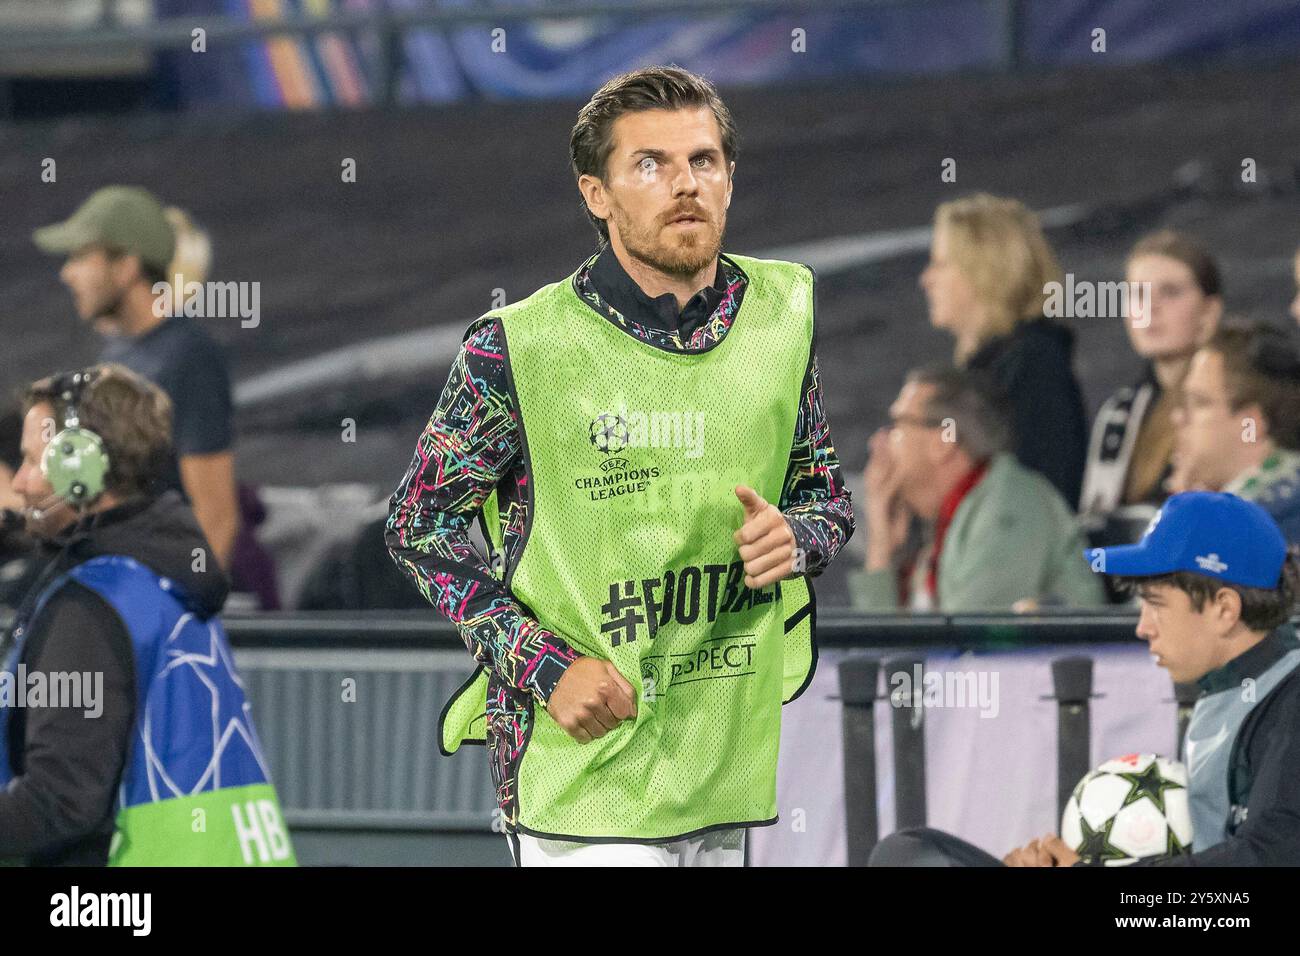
[610, 201, 724, 279]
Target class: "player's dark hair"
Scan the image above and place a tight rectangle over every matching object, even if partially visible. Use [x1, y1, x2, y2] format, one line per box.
[570, 65, 738, 248]
[1116, 548, 1300, 633]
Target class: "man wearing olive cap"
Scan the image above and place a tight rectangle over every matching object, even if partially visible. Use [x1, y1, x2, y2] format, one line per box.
[33, 186, 240, 570]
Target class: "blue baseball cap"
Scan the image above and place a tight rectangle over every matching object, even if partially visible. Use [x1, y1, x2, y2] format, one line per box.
[1084, 491, 1288, 589]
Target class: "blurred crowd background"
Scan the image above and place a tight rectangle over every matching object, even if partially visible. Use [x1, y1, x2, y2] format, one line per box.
[2, 0, 1300, 614]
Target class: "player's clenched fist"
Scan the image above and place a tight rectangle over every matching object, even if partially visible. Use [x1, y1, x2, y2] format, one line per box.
[546, 657, 638, 744]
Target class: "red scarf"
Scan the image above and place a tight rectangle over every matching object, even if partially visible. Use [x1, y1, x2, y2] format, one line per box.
[924, 459, 990, 601]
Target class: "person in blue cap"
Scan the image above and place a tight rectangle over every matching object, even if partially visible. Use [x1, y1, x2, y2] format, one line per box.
[870, 491, 1300, 866]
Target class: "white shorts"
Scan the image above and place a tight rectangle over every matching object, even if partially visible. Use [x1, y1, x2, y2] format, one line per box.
[507, 827, 746, 867]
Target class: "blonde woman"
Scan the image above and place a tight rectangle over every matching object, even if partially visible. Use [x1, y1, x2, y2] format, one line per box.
[919, 193, 1087, 506]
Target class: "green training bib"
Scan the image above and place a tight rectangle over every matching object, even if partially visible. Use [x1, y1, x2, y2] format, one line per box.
[445, 253, 817, 841]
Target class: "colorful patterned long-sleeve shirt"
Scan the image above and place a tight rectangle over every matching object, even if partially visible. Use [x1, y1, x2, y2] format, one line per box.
[386, 246, 853, 825]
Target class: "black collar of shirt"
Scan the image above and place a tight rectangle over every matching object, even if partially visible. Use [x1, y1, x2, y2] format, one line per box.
[1197, 623, 1300, 695]
[589, 245, 728, 339]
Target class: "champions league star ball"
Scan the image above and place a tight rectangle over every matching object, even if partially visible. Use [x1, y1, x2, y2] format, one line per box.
[589, 413, 629, 455]
[1059, 754, 1194, 865]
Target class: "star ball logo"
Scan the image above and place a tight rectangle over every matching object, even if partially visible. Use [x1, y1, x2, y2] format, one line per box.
[589, 412, 629, 455]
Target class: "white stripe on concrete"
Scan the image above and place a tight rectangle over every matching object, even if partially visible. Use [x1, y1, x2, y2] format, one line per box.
[233, 203, 1090, 407]
[235, 324, 469, 406]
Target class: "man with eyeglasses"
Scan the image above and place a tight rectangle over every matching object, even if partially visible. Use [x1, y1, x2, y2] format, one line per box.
[850, 364, 1103, 612]
[1168, 321, 1300, 545]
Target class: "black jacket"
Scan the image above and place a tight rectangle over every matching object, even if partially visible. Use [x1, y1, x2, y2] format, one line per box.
[965, 317, 1089, 509]
[0, 527, 42, 615]
[0, 492, 227, 865]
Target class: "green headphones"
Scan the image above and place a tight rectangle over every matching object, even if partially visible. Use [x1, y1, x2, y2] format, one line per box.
[40, 369, 109, 507]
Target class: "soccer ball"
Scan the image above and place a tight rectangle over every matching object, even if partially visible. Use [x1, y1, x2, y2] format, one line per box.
[1059, 754, 1193, 866]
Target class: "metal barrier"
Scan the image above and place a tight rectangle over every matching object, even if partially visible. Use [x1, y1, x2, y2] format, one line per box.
[236, 647, 494, 832]
[223, 609, 1148, 839]
[223, 606, 1154, 649]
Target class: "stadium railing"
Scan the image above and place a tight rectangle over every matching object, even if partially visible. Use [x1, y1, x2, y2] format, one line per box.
[225, 609, 1152, 862]
[2, 608, 1290, 863]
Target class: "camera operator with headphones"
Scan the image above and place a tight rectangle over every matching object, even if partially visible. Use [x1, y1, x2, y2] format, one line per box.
[0, 363, 293, 866]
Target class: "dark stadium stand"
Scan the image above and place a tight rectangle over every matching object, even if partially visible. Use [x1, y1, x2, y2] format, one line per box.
[4, 58, 1299, 606]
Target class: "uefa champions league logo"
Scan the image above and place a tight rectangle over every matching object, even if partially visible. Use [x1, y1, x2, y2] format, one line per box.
[580, 407, 707, 502]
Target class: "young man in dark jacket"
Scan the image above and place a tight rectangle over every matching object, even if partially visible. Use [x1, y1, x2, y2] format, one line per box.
[33, 187, 240, 571]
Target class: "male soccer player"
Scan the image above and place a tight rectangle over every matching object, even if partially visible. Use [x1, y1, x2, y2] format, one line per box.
[387, 65, 853, 867]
